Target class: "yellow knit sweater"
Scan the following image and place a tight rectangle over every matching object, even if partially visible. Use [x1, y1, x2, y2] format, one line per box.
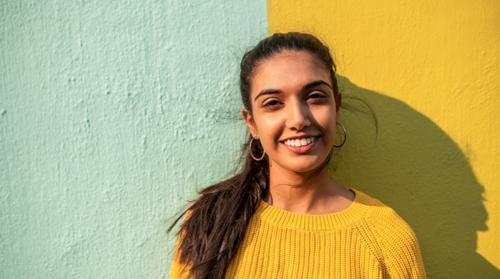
[169, 188, 426, 278]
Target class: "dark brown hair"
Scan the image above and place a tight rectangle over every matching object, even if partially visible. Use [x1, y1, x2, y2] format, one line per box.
[168, 32, 346, 279]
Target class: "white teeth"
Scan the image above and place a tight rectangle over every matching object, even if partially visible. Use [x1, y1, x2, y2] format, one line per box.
[284, 137, 316, 147]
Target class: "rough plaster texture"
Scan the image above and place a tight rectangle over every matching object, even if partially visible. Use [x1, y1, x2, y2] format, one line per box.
[269, 0, 500, 278]
[0, 0, 267, 278]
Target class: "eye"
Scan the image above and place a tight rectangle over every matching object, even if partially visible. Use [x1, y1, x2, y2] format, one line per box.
[308, 91, 327, 100]
[263, 99, 282, 108]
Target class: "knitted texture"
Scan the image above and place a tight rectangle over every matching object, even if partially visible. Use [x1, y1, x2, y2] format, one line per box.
[169, 188, 427, 278]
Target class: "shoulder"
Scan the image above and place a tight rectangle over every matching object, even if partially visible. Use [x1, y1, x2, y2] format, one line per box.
[169, 208, 194, 278]
[352, 188, 417, 238]
[352, 188, 427, 278]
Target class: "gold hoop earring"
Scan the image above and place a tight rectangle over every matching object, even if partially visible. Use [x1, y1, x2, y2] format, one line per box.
[249, 138, 266, 161]
[334, 122, 347, 148]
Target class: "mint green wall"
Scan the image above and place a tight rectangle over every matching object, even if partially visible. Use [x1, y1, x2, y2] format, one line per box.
[0, 1, 267, 278]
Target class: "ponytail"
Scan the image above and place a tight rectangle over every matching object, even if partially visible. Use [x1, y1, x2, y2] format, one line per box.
[168, 135, 269, 278]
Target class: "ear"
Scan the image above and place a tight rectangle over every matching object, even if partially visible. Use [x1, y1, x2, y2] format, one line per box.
[335, 93, 342, 121]
[334, 93, 342, 111]
[242, 108, 259, 139]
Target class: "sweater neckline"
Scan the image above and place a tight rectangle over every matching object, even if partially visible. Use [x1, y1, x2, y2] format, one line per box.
[255, 188, 368, 230]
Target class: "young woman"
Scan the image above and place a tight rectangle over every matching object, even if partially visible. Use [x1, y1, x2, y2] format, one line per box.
[168, 32, 426, 279]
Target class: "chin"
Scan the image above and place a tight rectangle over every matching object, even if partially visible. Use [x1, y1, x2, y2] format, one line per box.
[285, 158, 326, 174]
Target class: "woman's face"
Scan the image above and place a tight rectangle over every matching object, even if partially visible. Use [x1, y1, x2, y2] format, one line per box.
[242, 50, 340, 173]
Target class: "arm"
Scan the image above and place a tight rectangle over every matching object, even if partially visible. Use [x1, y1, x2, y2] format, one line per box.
[169, 211, 193, 279]
[169, 234, 191, 279]
[371, 208, 427, 279]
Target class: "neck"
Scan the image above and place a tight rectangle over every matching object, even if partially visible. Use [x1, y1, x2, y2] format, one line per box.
[265, 161, 351, 214]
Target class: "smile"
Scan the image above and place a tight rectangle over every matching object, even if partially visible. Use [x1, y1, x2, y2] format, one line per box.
[281, 136, 321, 154]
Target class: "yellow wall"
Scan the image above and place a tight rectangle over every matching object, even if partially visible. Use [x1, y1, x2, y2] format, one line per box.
[268, 0, 499, 277]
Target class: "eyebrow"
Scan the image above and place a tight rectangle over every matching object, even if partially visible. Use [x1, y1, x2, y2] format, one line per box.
[254, 80, 333, 102]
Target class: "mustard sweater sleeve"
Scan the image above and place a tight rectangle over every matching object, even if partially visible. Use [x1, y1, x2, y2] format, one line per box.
[168, 233, 190, 279]
[369, 207, 427, 279]
[168, 211, 192, 279]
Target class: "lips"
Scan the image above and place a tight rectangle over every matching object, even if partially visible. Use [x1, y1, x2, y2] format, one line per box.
[281, 135, 321, 154]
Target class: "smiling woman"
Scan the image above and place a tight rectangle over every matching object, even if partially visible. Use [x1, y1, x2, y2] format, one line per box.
[168, 32, 427, 279]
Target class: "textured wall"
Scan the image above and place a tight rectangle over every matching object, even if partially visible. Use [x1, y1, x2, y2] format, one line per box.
[0, 0, 267, 278]
[268, 0, 500, 278]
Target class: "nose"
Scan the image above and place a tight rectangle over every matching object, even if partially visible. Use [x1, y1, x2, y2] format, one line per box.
[287, 98, 311, 130]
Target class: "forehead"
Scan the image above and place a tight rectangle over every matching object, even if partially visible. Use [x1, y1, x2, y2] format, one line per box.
[251, 50, 331, 96]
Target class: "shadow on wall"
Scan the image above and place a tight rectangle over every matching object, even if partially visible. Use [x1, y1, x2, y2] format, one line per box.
[329, 76, 499, 278]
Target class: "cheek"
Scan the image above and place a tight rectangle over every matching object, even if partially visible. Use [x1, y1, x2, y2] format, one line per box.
[314, 106, 336, 127]
[255, 115, 283, 142]
[312, 107, 337, 142]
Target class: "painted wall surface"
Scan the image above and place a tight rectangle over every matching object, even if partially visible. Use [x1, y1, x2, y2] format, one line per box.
[268, 0, 500, 278]
[0, 0, 267, 278]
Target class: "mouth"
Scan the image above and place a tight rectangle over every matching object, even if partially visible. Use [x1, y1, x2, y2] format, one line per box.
[280, 135, 321, 154]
